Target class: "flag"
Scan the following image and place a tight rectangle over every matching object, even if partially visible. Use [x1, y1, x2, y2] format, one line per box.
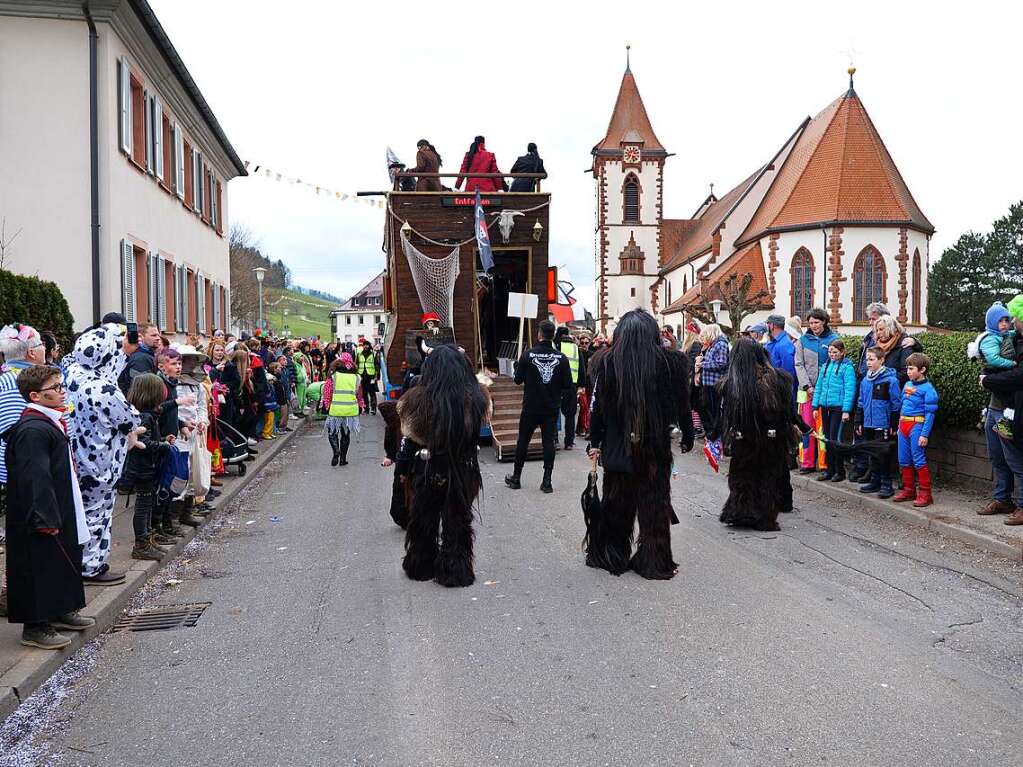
[475, 189, 494, 272]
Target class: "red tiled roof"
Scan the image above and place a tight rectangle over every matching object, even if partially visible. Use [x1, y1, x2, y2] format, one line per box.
[593, 69, 664, 152]
[663, 242, 771, 314]
[661, 218, 696, 263]
[659, 168, 763, 272]
[737, 88, 933, 245]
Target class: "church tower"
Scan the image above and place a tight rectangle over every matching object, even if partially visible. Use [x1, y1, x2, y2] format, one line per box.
[592, 48, 668, 332]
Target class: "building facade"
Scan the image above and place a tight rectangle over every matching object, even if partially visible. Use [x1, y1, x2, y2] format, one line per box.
[0, 0, 247, 333]
[330, 271, 390, 343]
[593, 63, 933, 334]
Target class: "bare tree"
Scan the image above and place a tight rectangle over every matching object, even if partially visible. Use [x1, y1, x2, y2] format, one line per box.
[0, 217, 23, 271]
[683, 272, 771, 335]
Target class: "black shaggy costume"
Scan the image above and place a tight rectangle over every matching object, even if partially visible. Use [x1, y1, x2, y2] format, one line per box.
[719, 339, 809, 532]
[397, 346, 489, 588]
[378, 400, 410, 529]
[586, 310, 694, 580]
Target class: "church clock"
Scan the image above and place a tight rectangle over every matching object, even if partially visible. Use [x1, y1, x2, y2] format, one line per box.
[622, 145, 641, 165]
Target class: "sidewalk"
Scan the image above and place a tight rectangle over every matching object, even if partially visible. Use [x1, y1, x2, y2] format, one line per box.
[0, 421, 307, 723]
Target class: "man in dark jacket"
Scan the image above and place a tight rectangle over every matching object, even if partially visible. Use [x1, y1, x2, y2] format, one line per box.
[408, 139, 442, 192]
[505, 320, 572, 493]
[509, 143, 547, 192]
[117, 322, 161, 394]
[981, 306, 1023, 526]
[4, 365, 95, 649]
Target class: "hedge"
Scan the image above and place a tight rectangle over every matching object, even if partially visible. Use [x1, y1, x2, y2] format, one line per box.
[0, 269, 75, 348]
[839, 331, 986, 429]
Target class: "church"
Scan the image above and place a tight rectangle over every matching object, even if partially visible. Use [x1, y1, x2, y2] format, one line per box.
[591, 56, 934, 335]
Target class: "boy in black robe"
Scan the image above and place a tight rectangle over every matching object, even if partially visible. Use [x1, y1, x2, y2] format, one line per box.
[3, 365, 95, 649]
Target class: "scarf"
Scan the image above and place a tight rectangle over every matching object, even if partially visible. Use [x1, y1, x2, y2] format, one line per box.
[865, 365, 888, 381]
[873, 329, 901, 359]
[25, 403, 90, 545]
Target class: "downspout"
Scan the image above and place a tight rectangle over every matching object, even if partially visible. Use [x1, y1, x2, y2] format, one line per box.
[84, 3, 101, 325]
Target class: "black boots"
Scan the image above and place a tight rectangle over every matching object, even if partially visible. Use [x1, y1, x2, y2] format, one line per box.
[328, 432, 340, 466]
[339, 431, 351, 466]
[540, 468, 553, 494]
[504, 472, 521, 489]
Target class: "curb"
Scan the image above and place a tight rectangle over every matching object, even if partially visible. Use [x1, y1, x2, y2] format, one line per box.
[0, 421, 306, 725]
[791, 474, 1023, 562]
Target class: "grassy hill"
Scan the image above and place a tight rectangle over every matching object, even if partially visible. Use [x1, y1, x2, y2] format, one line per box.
[263, 288, 338, 340]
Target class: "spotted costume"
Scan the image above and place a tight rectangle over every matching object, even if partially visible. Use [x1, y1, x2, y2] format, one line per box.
[64, 324, 139, 577]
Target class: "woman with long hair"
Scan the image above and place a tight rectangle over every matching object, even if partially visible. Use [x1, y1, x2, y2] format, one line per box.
[586, 309, 694, 580]
[398, 344, 489, 587]
[719, 338, 809, 531]
[455, 135, 506, 193]
[321, 353, 363, 466]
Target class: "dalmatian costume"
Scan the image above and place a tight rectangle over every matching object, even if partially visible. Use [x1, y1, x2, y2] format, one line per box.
[64, 324, 139, 577]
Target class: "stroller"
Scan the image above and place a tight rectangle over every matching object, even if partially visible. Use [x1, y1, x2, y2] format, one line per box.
[217, 419, 253, 476]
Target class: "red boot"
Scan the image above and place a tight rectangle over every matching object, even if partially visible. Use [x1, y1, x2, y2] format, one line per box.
[892, 466, 916, 502]
[913, 465, 933, 508]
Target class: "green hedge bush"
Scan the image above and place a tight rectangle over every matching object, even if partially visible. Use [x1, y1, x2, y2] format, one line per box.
[839, 331, 985, 429]
[0, 269, 75, 348]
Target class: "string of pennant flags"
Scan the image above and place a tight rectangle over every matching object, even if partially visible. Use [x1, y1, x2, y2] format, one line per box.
[243, 160, 386, 209]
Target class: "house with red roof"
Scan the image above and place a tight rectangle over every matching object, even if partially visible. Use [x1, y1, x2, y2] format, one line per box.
[593, 59, 933, 334]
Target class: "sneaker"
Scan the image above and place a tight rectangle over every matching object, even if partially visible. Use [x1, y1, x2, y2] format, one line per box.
[132, 540, 164, 561]
[1004, 509, 1023, 526]
[51, 611, 96, 631]
[82, 567, 127, 586]
[978, 499, 1015, 516]
[21, 625, 72, 650]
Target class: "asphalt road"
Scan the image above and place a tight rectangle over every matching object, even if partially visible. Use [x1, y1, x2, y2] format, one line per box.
[2, 415, 1022, 767]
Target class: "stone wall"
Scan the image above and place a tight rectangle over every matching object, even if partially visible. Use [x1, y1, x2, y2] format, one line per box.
[928, 426, 992, 492]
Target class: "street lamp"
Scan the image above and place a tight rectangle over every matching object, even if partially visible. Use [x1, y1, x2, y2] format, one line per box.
[253, 267, 267, 331]
[283, 308, 290, 337]
[709, 299, 723, 322]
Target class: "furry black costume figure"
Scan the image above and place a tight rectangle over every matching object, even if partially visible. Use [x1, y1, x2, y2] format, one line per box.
[397, 345, 488, 587]
[378, 400, 410, 529]
[587, 309, 694, 580]
[719, 339, 809, 532]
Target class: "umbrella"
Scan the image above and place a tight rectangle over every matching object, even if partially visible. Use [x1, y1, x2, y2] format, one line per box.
[580, 453, 627, 575]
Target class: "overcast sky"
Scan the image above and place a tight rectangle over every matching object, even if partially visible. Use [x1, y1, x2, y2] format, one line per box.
[152, 0, 1023, 310]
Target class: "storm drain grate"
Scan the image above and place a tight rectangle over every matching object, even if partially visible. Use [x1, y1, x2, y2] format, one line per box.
[112, 602, 211, 633]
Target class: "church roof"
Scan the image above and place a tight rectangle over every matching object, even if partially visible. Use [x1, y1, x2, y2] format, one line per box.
[664, 242, 771, 314]
[737, 87, 934, 246]
[593, 68, 665, 153]
[659, 167, 764, 272]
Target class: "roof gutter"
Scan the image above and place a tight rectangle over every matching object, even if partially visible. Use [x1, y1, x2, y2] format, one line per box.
[83, 2, 101, 326]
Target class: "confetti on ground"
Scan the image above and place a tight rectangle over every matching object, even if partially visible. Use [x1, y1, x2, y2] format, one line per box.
[165, 579, 182, 586]
[245, 520, 255, 525]
[270, 516, 282, 523]
[588, 600, 599, 605]
[277, 546, 288, 551]
[483, 580, 499, 586]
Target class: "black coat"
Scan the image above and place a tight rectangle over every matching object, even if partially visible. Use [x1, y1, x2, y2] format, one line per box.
[117, 345, 157, 394]
[120, 410, 168, 488]
[157, 372, 180, 439]
[3, 411, 86, 623]
[509, 152, 546, 192]
[513, 340, 572, 415]
[982, 364, 1023, 446]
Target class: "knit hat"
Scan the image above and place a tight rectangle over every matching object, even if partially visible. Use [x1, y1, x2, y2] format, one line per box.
[1007, 295, 1023, 323]
[340, 352, 354, 367]
[985, 301, 1011, 334]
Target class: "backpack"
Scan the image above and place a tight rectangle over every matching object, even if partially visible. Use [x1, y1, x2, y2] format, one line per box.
[158, 444, 190, 498]
[966, 331, 990, 362]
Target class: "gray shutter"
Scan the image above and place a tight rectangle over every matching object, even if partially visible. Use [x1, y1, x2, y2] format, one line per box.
[224, 287, 231, 331]
[121, 239, 136, 322]
[192, 152, 202, 212]
[148, 251, 159, 322]
[118, 58, 132, 154]
[211, 281, 220, 329]
[174, 124, 185, 198]
[209, 172, 217, 228]
[175, 265, 185, 332]
[152, 94, 162, 179]
[196, 273, 205, 333]
[157, 257, 167, 330]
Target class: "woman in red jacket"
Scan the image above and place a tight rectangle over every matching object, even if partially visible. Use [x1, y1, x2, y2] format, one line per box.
[455, 135, 506, 192]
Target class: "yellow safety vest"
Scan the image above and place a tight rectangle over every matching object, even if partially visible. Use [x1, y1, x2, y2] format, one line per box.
[357, 351, 377, 377]
[329, 372, 359, 417]
[560, 341, 579, 384]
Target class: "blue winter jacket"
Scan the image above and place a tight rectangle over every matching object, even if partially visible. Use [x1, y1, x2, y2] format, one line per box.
[765, 332, 797, 393]
[856, 366, 902, 429]
[979, 301, 1016, 371]
[812, 358, 857, 412]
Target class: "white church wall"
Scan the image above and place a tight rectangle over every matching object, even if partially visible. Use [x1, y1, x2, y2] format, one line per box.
[772, 230, 828, 321]
[606, 226, 659, 274]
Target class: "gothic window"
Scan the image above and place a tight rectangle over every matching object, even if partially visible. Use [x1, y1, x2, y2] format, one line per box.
[790, 248, 814, 318]
[911, 248, 922, 324]
[852, 245, 887, 322]
[623, 174, 640, 224]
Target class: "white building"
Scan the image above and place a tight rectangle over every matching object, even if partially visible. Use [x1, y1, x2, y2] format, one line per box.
[0, 0, 247, 333]
[330, 272, 390, 343]
[593, 62, 933, 335]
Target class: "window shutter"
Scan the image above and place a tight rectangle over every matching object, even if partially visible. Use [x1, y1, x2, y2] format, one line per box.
[175, 265, 185, 332]
[144, 91, 153, 173]
[193, 151, 203, 213]
[224, 287, 231, 331]
[121, 239, 136, 322]
[196, 273, 205, 333]
[153, 96, 164, 181]
[157, 257, 167, 330]
[119, 58, 132, 154]
[209, 172, 218, 228]
[149, 251, 159, 323]
[174, 125, 185, 198]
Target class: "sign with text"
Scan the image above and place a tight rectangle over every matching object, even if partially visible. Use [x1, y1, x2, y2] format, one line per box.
[441, 195, 503, 208]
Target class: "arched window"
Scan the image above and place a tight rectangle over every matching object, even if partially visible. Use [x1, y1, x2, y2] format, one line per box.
[623, 174, 640, 224]
[911, 249, 922, 325]
[852, 245, 886, 322]
[666, 280, 672, 306]
[790, 248, 814, 318]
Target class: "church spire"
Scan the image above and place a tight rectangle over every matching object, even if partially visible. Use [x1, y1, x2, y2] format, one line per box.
[625, 44, 631, 74]
[592, 52, 666, 154]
